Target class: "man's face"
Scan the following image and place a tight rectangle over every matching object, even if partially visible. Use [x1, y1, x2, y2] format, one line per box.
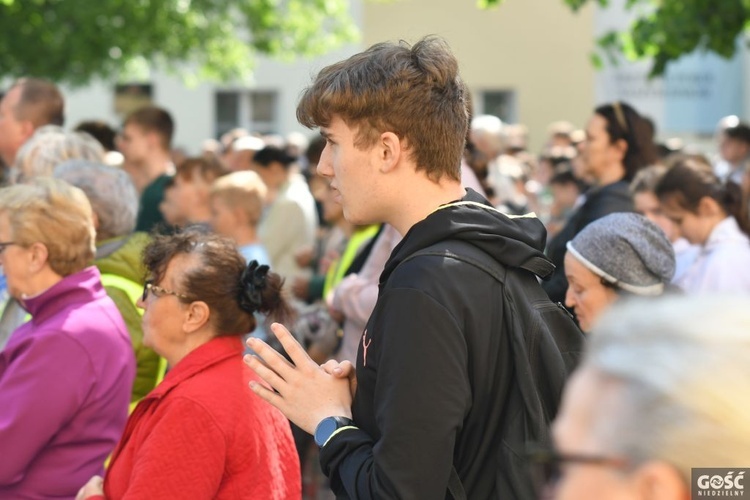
[119, 123, 152, 166]
[720, 135, 750, 165]
[549, 368, 636, 500]
[173, 173, 210, 222]
[317, 116, 382, 225]
[209, 197, 239, 238]
[0, 86, 33, 166]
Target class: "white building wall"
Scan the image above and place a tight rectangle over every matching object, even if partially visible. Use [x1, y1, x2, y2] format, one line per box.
[62, 0, 364, 155]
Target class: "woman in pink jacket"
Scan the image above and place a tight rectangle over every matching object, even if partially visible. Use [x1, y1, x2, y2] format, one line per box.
[0, 178, 135, 499]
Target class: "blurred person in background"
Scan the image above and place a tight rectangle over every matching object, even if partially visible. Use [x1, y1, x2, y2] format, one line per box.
[252, 146, 318, 281]
[77, 230, 300, 499]
[0, 125, 107, 343]
[12, 125, 105, 183]
[563, 212, 675, 332]
[54, 160, 160, 404]
[546, 163, 586, 239]
[210, 170, 270, 265]
[222, 132, 265, 172]
[74, 120, 117, 152]
[0, 78, 64, 175]
[75, 120, 124, 167]
[171, 156, 228, 229]
[630, 164, 700, 288]
[119, 106, 175, 233]
[545, 121, 576, 149]
[543, 101, 659, 304]
[0, 179, 134, 498]
[715, 121, 750, 185]
[656, 156, 750, 293]
[528, 145, 578, 223]
[544, 295, 750, 499]
[157, 177, 188, 230]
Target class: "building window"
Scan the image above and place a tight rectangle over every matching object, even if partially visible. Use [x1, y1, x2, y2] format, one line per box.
[215, 90, 279, 138]
[216, 92, 240, 138]
[480, 90, 517, 123]
[114, 83, 153, 117]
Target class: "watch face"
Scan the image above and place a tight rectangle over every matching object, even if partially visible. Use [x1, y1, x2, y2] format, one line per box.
[315, 417, 339, 447]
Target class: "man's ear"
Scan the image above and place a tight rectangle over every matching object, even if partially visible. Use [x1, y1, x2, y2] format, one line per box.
[19, 120, 35, 142]
[631, 460, 690, 500]
[379, 132, 402, 174]
[183, 300, 211, 333]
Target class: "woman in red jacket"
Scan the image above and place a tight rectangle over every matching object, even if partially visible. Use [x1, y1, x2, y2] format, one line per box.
[78, 230, 301, 500]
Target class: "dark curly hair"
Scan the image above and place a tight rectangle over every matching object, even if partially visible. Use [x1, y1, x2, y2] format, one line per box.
[142, 228, 292, 336]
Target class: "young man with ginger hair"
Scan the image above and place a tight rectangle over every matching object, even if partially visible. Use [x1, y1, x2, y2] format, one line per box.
[245, 37, 582, 499]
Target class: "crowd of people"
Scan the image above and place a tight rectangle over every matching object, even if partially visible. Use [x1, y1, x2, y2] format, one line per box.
[0, 35, 748, 500]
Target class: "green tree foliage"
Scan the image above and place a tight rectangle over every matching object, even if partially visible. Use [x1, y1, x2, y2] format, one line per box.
[0, 0, 358, 86]
[480, 0, 750, 77]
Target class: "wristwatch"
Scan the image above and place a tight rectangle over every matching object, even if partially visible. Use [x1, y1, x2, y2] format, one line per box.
[314, 416, 355, 448]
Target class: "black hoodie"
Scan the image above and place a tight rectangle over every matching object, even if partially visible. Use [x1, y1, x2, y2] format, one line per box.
[319, 189, 583, 499]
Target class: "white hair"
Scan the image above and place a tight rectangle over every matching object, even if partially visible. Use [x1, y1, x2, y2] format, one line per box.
[13, 125, 105, 183]
[587, 295, 750, 478]
[53, 160, 138, 241]
[470, 114, 506, 157]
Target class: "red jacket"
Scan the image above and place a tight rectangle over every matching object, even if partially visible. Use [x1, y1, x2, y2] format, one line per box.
[101, 335, 300, 499]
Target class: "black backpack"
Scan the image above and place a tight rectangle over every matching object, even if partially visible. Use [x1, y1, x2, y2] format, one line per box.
[400, 240, 585, 499]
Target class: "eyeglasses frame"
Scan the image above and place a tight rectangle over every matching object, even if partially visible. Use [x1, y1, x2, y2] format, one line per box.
[142, 279, 190, 303]
[0, 241, 18, 255]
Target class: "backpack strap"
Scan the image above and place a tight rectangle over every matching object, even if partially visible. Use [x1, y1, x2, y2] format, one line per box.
[397, 241, 507, 283]
[397, 241, 506, 500]
[448, 466, 467, 500]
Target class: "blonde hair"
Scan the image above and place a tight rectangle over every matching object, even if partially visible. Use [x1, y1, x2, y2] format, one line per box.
[0, 178, 96, 276]
[588, 295, 750, 478]
[210, 171, 267, 225]
[13, 125, 105, 183]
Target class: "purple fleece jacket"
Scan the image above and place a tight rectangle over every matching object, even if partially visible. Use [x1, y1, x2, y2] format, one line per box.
[0, 266, 135, 499]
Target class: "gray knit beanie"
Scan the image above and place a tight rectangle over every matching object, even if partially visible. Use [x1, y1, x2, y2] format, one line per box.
[566, 213, 675, 295]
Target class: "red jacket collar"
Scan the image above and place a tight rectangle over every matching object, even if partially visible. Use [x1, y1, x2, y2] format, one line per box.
[148, 335, 245, 400]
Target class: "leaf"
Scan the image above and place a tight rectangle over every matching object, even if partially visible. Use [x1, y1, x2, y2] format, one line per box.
[556, 0, 750, 76]
[0, 0, 358, 86]
[477, 0, 505, 8]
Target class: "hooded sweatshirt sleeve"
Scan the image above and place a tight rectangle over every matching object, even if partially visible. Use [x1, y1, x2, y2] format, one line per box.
[319, 286, 471, 499]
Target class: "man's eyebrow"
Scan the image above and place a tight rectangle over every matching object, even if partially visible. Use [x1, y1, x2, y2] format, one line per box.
[320, 129, 333, 139]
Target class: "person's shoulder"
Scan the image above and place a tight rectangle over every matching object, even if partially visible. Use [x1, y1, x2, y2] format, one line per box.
[385, 248, 498, 306]
[165, 360, 282, 435]
[4, 325, 96, 372]
[168, 357, 251, 408]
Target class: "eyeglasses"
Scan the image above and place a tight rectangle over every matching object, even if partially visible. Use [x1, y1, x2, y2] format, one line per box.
[527, 442, 630, 489]
[0, 241, 17, 255]
[142, 279, 189, 302]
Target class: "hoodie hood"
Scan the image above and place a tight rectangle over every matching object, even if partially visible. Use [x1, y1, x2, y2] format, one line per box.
[95, 232, 150, 283]
[382, 189, 553, 284]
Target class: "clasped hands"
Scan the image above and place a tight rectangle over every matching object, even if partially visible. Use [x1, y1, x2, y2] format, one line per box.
[244, 322, 357, 434]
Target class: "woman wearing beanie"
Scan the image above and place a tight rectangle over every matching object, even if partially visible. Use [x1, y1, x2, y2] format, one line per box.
[543, 102, 659, 305]
[655, 157, 750, 294]
[564, 212, 675, 332]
